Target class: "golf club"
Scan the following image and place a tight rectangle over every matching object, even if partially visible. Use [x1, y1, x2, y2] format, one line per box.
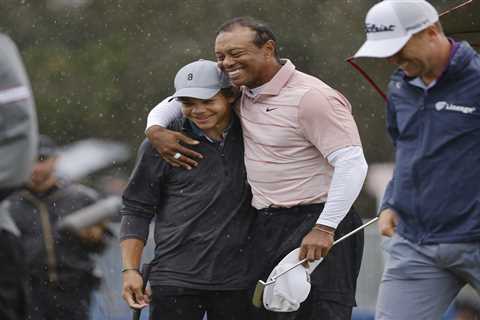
[132, 263, 152, 320]
[252, 216, 379, 308]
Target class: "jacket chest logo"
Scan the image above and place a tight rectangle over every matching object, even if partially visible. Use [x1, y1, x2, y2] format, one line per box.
[434, 101, 476, 114]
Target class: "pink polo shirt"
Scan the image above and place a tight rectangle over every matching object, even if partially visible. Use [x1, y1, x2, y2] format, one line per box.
[238, 60, 361, 209]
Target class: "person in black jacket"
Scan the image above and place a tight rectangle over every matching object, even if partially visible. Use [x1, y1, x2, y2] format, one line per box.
[120, 60, 256, 320]
[8, 135, 110, 320]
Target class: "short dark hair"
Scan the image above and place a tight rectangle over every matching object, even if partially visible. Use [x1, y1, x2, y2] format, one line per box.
[216, 17, 280, 61]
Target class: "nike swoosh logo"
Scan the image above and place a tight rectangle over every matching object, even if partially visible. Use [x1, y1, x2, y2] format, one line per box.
[266, 107, 278, 112]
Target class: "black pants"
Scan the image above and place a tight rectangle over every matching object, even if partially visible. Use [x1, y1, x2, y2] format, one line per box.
[0, 231, 28, 320]
[250, 204, 364, 320]
[28, 279, 93, 320]
[150, 286, 251, 320]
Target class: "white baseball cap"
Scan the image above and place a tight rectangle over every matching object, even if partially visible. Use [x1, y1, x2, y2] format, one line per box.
[354, 0, 439, 58]
[171, 59, 231, 100]
[263, 248, 324, 312]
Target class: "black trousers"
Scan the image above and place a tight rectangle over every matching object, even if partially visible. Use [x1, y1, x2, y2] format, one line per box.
[28, 279, 93, 320]
[250, 204, 364, 320]
[0, 231, 28, 320]
[150, 286, 251, 320]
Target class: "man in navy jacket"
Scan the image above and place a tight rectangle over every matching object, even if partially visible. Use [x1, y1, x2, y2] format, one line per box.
[354, 1, 480, 319]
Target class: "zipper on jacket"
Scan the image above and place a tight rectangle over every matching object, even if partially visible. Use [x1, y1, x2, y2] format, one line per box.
[204, 133, 229, 177]
[412, 89, 429, 244]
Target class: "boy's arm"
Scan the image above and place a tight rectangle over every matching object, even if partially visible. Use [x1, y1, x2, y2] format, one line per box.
[119, 140, 161, 309]
[121, 238, 148, 309]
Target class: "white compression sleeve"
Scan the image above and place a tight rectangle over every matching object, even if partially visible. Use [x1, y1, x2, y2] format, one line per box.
[316, 146, 368, 229]
[145, 96, 182, 131]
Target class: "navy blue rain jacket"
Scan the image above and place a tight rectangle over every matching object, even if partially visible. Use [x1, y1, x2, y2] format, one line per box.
[381, 41, 480, 244]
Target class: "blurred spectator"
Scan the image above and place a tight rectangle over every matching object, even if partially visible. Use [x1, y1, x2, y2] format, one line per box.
[0, 32, 38, 320]
[7, 135, 111, 320]
[96, 173, 128, 197]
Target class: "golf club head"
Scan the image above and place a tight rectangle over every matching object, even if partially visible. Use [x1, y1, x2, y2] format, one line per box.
[252, 279, 267, 308]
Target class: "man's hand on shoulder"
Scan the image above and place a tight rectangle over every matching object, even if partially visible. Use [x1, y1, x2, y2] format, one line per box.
[146, 125, 203, 170]
[378, 208, 398, 237]
[299, 224, 335, 265]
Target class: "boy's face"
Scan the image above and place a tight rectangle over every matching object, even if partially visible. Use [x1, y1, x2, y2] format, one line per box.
[180, 92, 233, 132]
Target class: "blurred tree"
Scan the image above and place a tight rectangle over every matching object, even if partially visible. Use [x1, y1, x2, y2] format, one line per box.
[0, 0, 477, 216]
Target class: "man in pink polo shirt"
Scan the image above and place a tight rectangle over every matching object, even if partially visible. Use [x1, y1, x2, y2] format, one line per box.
[146, 17, 367, 320]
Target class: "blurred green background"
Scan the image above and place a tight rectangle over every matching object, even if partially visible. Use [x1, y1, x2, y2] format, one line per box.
[1, 0, 478, 216]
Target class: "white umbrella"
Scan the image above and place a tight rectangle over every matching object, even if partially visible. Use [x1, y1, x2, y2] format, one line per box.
[55, 139, 130, 181]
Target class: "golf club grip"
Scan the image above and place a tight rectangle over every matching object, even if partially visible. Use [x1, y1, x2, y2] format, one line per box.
[132, 263, 152, 320]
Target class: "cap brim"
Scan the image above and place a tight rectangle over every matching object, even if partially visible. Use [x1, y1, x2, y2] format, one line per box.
[353, 35, 411, 58]
[171, 87, 220, 100]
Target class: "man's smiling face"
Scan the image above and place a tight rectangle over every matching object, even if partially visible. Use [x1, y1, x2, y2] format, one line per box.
[215, 26, 273, 88]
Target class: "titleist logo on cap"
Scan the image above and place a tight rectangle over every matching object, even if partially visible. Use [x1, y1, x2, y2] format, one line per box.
[365, 23, 395, 33]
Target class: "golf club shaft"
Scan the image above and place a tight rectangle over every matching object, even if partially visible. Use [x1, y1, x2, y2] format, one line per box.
[252, 217, 380, 308]
[265, 258, 308, 284]
[268, 217, 379, 284]
[332, 217, 379, 246]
